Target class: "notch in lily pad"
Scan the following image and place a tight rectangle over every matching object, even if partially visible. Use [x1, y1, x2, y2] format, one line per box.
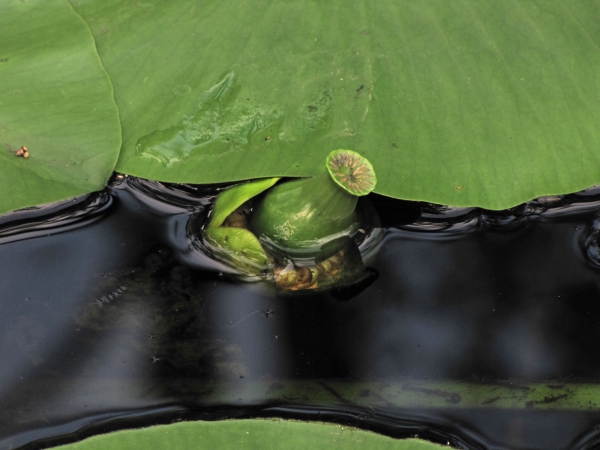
[326, 149, 376, 196]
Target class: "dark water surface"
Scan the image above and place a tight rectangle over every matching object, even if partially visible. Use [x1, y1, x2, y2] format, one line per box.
[3, 177, 600, 449]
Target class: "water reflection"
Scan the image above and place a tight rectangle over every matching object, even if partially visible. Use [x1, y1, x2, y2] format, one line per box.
[4, 178, 600, 448]
[209, 284, 291, 380]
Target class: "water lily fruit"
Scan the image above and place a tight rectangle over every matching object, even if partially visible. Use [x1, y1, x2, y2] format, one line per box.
[249, 149, 376, 258]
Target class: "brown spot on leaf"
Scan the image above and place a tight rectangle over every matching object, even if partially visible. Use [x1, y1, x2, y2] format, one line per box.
[15, 146, 29, 158]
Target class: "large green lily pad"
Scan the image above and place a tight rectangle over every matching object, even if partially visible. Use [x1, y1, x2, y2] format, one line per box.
[53, 419, 444, 450]
[68, 0, 600, 210]
[0, 0, 121, 216]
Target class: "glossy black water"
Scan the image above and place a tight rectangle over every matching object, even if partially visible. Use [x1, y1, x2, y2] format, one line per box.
[4, 177, 600, 449]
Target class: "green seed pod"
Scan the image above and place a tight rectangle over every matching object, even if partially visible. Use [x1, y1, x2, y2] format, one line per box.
[249, 149, 376, 259]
